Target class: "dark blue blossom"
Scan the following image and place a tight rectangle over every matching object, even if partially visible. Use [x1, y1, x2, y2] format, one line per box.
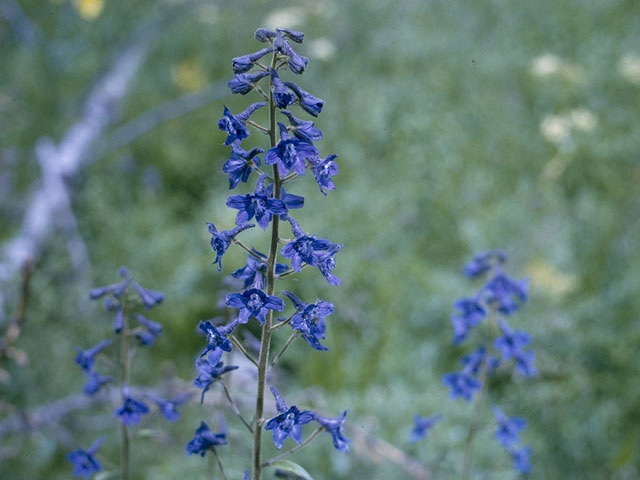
[217, 103, 266, 146]
[113, 306, 124, 334]
[198, 319, 238, 356]
[226, 174, 291, 230]
[67, 437, 103, 478]
[83, 371, 112, 396]
[148, 392, 191, 421]
[451, 297, 486, 345]
[228, 71, 269, 95]
[483, 271, 529, 315]
[264, 386, 315, 449]
[410, 414, 442, 443]
[463, 250, 507, 278]
[231, 47, 272, 74]
[508, 445, 532, 474]
[225, 287, 285, 325]
[270, 68, 295, 108]
[314, 242, 343, 286]
[442, 371, 481, 402]
[265, 122, 318, 176]
[74, 339, 112, 372]
[311, 154, 338, 195]
[193, 348, 239, 401]
[232, 249, 288, 289]
[315, 410, 350, 453]
[207, 221, 255, 271]
[185, 420, 227, 456]
[493, 407, 527, 448]
[461, 345, 489, 376]
[283, 291, 334, 350]
[280, 110, 323, 143]
[131, 281, 164, 309]
[277, 27, 305, 44]
[282, 217, 333, 271]
[514, 349, 537, 377]
[284, 82, 324, 116]
[274, 31, 308, 74]
[223, 143, 263, 189]
[254, 28, 276, 42]
[244, 470, 250, 480]
[134, 314, 162, 347]
[494, 320, 536, 376]
[115, 386, 150, 426]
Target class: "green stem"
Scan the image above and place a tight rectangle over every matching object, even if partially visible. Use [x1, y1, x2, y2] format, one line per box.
[229, 334, 259, 368]
[120, 300, 130, 480]
[212, 447, 229, 480]
[270, 332, 298, 369]
[252, 50, 281, 480]
[262, 427, 323, 467]
[220, 378, 253, 433]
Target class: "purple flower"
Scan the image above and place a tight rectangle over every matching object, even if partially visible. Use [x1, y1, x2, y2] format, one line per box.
[225, 287, 285, 325]
[442, 371, 481, 402]
[228, 71, 269, 95]
[148, 393, 191, 421]
[410, 414, 442, 443]
[255, 28, 276, 42]
[217, 103, 266, 146]
[67, 437, 102, 478]
[315, 410, 350, 453]
[264, 386, 315, 449]
[284, 82, 324, 116]
[451, 297, 486, 345]
[274, 31, 308, 74]
[83, 371, 112, 396]
[231, 47, 272, 74]
[231, 249, 288, 289]
[311, 154, 338, 195]
[226, 174, 290, 230]
[493, 407, 527, 448]
[280, 110, 323, 143]
[483, 271, 529, 315]
[265, 122, 319, 176]
[131, 281, 164, 309]
[113, 306, 124, 334]
[186, 420, 227, 456]
[514, 349, 537, 377]
[222, 143, 263, 189]
[461, 345, 489, 376]
[282, 217, 333, 271]
[198, 319, 238, 357]
[314, 242, 343, 286]
[494, 319, 531, 361]
[508, 445, 532, 474]
[134, 314, 163, 347]
[115, 387, 150, 426]
[193, 348, 239, 402]
[207, 221, 255, 271]
[463, 250, 507, 278]
[74, 339, 112, 372]
[270, 68, 295, 108]
[283, 291, 334, 350]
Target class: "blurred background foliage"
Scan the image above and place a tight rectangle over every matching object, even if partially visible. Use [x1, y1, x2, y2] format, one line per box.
[1, 0, 639, 478]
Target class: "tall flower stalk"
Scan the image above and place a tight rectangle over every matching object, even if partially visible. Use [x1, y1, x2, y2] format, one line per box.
[190, 27, 349, 480]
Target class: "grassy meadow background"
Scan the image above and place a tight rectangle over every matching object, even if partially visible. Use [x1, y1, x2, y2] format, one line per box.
[1, 0, 639, 478]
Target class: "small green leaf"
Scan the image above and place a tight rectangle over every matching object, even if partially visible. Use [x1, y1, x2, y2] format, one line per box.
[268, 460, 315, 480]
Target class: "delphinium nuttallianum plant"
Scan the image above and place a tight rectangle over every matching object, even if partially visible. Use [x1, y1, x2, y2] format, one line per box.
[189, 27, 349, 480]
[68, 267, 189, 479]
[410, 251, 536, 477]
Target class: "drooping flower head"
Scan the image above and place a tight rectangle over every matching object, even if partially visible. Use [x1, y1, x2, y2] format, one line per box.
[274, 29, 309, 74]
[493, 407, 527, 448]
[314, 242, 343, 286]
[74, 339, 112, 372]
[217, 102, 266, 146]
[133, 313, 163, 347]
[228, 71, 269, 95]
[148, 392, 192, 422]
[284, 82, 325, 116]
[231, 47, 272, 74]
[463, 249, 507, 278]
[264, 386, 315, 449]
[410, 414, 442, 443]
[483, 271, 529, 315]
[450, 297, 486, 345]
[311, 154, 339, 195]
[225, 287, 285, 325]
[83, 370, 112, 396]
[283, 290, 334, 351]
[207, 221, 255, 271]
[280, 110, 323, 143]
[442, 371, 481, 402]
[193, 348, 239, 402]
[198, 319, 238, 357]
[282, 216, 333, 271]
[223, 143, 264, 189]
[67, 437, 103, 478]
[315, 410, 351, 453]
[270, 68, 295, 108]
[231, 249, 288, 289]
[115, 386, 150, 426]
[185, 420, 227, 456]
[508, 445, 532, 474]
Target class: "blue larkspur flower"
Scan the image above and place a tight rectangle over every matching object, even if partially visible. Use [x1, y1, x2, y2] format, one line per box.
[226, 174, 291, 230]
[131, 281, 164, 309]
[193, 348, 239, 402]
[83, 371, 112, 396]
[283, 291, 334, 350]
[254, 28, 276, 42]
[508, 445, 532, 474]
[311, 154, 338, 195]
[113, 306, 124, 334]
[463, 250, 507, 278]
[274, 31, 308, 74]
[232, 249, 288, 289]
[270, 68, 295, 108]
[315, 410, 351, 453]
[115, 386, 150, 426]
[207, 221, 255, 271]
[134, 314, 162, 347]
[284, 82, 324, 116]
[410, 414, 442, 443]
[514, 349, 537, 377]
[494, 319, 531, 360]
[493, 407, 527, 448]
[148, 392, 191, 421]
[67, 437, 103, 478]
[264, 386, 315, 449]
[186, 420, 227, 456]
[265, 122, 319, 176]
[442, 371, 481, 402]
[74, 339, 112, 372]
[451, 297, 486, 345]
[231, 47, 272, 74]
[198, 319, 238, 357]
[282, 217, 333, 271]
[314, 242, 343, 286]
[217, 103, 266, 146]
[228, 71, 269, 95]
[483, 271, 529, 315]
[223, 143, 263, 189]
[280, 110, 323, 143]
[225, 287, 285, 325]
